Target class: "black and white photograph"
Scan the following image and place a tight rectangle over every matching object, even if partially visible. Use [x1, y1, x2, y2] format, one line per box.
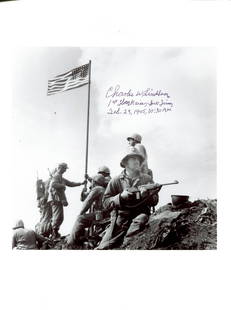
[1, 1, 231, 310]
[12, 47, 217, 250]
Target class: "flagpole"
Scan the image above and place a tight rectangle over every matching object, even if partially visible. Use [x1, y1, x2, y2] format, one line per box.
[84, 60, 91, 188]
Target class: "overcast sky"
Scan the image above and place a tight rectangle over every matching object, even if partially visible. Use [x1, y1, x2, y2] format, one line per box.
[12, 47, 216, 235]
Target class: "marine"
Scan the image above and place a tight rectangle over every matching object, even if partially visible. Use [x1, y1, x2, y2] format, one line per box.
[47, 162, 85, 239]
[127, 133, 153, 179]
[81, 166, 111, 201]
[97, 148, 161, 249]
[67, 174, 109, 248]
[35, 169, 57, 237]
[12, 219, 50, 250]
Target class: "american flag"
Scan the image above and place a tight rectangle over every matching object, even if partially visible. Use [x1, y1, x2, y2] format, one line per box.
[47, 63, 89, 96]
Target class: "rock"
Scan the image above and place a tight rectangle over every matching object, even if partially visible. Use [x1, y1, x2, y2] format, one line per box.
[120, 199, 217, 250]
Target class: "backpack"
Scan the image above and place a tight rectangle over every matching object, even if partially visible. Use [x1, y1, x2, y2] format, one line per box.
[36, 179, 45, 200]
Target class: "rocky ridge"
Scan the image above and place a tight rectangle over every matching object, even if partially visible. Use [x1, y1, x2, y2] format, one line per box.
[51, 199, 217, 250]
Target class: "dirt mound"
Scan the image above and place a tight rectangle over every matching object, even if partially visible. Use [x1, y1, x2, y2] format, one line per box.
[120, 199, 217, 250]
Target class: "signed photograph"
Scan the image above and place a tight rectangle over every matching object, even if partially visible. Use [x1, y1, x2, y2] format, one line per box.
[12, 47, 216, 250]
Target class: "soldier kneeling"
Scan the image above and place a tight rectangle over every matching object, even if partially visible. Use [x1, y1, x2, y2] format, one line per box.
[97, 148, 162, 250]
[66, 174, 109, 249]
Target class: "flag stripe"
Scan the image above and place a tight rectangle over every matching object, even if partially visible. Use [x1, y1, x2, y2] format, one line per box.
[48, 74, 86, 85]
[47, 79, 89, 92]
[47, 83, 88, 95]
[48, 75, 87, 86]
[48, 79, 88, 89]
[48, 78, 88, 91]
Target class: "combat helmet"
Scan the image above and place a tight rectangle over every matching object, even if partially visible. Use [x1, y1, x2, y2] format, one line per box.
[12, 219, 24, 230]
[98, 166, 110, 174]
[92, 174, 106, 187]
[127, 133, 142, 143]
[120, 148, 144, 168]
[57, 162, 69, 169]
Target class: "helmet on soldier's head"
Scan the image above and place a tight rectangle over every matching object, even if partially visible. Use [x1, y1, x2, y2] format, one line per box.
[98, 166, 110, 174]
[92, 174, 106, 187]
[57, 162, 69, 169]
[127, 133, 142, 143]
[120, 148, 144, 168]
[13, 219, 24, 230]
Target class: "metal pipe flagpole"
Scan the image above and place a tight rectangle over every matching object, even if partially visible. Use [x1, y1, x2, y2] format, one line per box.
[84, 60, 91, 189]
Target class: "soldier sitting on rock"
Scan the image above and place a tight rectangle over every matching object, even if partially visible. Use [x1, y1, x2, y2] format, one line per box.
[97, 148, 161, 250]
[66, 174, 109, 248]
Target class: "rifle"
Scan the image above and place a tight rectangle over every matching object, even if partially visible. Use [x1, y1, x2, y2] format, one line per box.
[127, 180, 179, 200]
[48, 168, 53, 178]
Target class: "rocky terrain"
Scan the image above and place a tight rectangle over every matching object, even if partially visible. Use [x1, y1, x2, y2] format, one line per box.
[121, 199, 217, 250]
[50, 199, 217, 250]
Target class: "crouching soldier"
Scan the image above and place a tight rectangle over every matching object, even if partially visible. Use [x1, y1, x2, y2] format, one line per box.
[97, 148, 161, 250]
[97, 166, 111, 185]
[81, 166, 111, 201]
[67, 174, 109, 248]
[48, 162, 85, 239]
[12, 220, 51, 250]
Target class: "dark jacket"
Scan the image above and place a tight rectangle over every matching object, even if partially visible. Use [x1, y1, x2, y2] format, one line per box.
[48, 172, 81, 206]
[103, 170, 159, 215]
[12, 228, 46, 249]
[79, 185, 105, 215]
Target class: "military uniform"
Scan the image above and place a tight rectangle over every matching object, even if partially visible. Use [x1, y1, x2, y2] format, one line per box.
[35, 178, 53, 237]
[67, 175, 108, 247]
[97, 170, 159, 250]
[12, 220, 47, 250]
[81, 166, 111, 202]
[134, 144, 149, 174]
[127, 134, 152, 177]
[48, 164, 83, 237]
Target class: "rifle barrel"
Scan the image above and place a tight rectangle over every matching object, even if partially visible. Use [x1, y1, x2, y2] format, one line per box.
[160, 181, 179, 186]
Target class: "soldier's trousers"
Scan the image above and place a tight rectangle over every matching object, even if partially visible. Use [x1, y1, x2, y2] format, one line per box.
[35, 204, 52, 237]
[51, 202, 64, 231]
[67, 213, 95, 245]
[97, 210, 149, 250]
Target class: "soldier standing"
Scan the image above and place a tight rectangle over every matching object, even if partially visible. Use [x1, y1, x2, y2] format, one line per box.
[127, 133, 153, 179]
[35, 169, 57, 237]
[97, 149, 161, 250]
[48, 162, 85, 239]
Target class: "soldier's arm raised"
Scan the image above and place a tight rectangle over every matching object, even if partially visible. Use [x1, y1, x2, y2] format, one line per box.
[63, 178, 84, 187]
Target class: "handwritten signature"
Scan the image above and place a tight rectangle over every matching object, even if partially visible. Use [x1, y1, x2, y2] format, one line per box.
[106, 84, 170, 99]
[105, 85, 174, 116]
